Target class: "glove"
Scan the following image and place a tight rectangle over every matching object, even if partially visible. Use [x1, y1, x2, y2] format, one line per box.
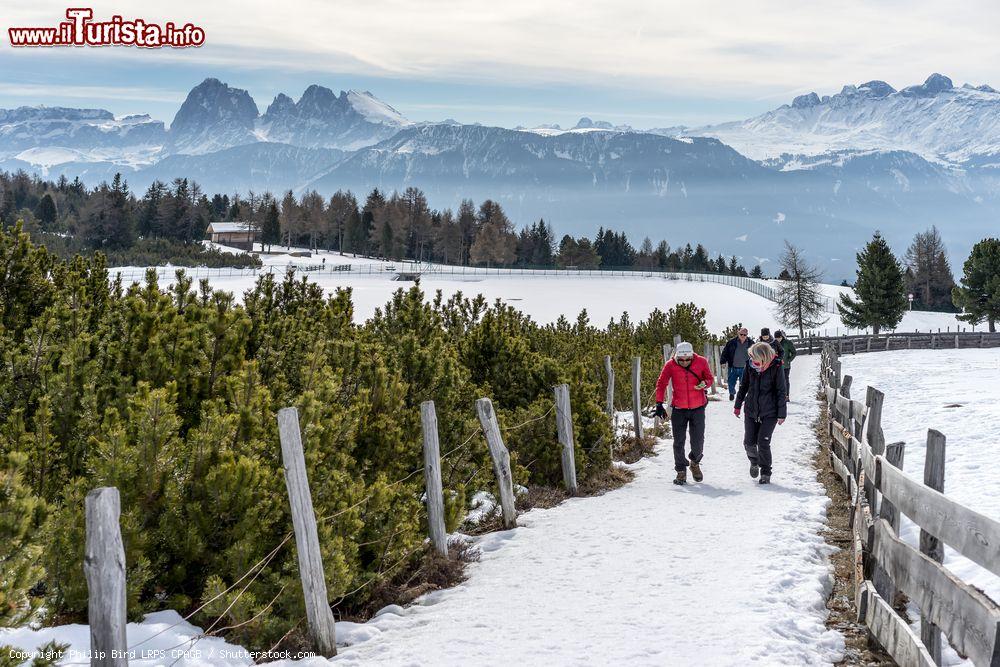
[655, 403, 667, 418]
[733, 408, 741, 417]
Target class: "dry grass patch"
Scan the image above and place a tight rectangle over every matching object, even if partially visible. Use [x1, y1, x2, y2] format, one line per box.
[339, 539, 480, 623]
[516, 485, 567, 511]
[615, 433, 659, 464]
[578, 464, 634, 496]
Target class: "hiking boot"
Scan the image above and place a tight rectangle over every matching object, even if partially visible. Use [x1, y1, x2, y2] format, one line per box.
[749, 463, 759, 479]
[729, 393, 735, 401]
[673, 470, 687, 485]
[759, 474, 771, 485]
[689, 459, 703, 482]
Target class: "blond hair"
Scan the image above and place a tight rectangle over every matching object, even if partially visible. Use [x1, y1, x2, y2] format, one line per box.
[749, 341, 776, 366]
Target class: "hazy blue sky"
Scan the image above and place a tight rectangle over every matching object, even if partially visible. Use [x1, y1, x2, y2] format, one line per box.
[4, 1, 1000, 128]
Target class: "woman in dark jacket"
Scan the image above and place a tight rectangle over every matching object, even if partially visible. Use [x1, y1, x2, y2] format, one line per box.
[734, 342, 787, 484]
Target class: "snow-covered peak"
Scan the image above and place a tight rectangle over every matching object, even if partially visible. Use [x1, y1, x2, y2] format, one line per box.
[901, 72, 953, 97]
[255, 85, 409, 150]
[264, 93, 295, 117]
[573, 117, 614, 130]
[345, 90, 410, 126]
[524, 118, 633, 137]
[168, 78, 258, 154]
[0, 106, 114, 123]
[0, 104, 166, 163]
[858, 80, 896, 98]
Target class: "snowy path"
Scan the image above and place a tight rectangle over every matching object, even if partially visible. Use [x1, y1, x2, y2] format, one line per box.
[314, 358, 843, 666]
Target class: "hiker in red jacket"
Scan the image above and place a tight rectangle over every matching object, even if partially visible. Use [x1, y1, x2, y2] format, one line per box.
[655, 341, 715, 485]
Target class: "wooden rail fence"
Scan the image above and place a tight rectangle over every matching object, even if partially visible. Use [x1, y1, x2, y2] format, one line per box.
[800, 331, 1000, 356]
[820, 343, 1000, 666]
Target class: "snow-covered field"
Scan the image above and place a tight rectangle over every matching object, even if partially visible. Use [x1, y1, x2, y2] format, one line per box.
[840, 348, 1000, 665]
[113, 246, 969, 335]
[0, 611, 257, 666]
[3, 361, 844, 666]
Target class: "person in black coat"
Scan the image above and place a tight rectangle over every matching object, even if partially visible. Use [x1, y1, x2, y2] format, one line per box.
[734, 341, 787, 485]
[758, 327, 783, 362]
[720, 327, 754, 401]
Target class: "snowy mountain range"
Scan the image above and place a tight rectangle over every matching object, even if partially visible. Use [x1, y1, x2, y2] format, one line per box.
[680, 74, 1000, 166]
[1, 74, 998, 274]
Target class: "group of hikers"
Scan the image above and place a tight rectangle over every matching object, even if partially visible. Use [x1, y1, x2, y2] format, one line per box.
[654, 327, 797, 486]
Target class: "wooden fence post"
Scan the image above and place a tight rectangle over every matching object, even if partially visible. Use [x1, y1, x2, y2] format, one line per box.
[475, 398, 517, 529]
[673, 334, 681, 347]
[277, 408, 338, 657]
[704, 342, 718, 395]
[663, 345, 674, 417]
[604, 355, 614, 419]
[553, 384, 578, 494]
[865, 388, 885, 454]
[631, 356, 644, 440]
[714, 345, 723, 388]
[872, 441, 905, 607]
[954, 334, 960, 349]
[85, 487, 128, 667]
[420, 401, 448, 557]
[920, 429, 946, 665]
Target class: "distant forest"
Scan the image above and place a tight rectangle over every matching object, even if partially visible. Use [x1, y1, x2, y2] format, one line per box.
[0, 169, 764, 277]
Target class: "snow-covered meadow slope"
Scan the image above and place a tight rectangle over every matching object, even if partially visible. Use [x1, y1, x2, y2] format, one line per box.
[115, 247, 970, 334]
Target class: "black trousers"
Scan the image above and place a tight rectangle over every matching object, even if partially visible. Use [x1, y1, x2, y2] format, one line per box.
[670, 406, 706, 471]
[744, 417, 778, 476]
[784, 366, 791, 394]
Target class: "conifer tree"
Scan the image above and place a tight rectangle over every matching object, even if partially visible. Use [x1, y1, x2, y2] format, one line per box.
[775, 241, 828, 337]
[35, 193, 57, 229]
[262, 201, 281, 252]
[663, 302, 710, 349]
[952, 237, 1000, 332]
[0, 452, 47, 626]
[904, 226, 956, 311]
[838, 232, 907, 334]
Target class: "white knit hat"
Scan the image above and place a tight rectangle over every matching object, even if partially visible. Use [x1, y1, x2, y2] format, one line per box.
[675, 342, 694, 357]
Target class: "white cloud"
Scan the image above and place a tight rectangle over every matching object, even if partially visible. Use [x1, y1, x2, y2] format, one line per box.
[7, 1, 1000, 102]
[0, 82, 184, 104]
